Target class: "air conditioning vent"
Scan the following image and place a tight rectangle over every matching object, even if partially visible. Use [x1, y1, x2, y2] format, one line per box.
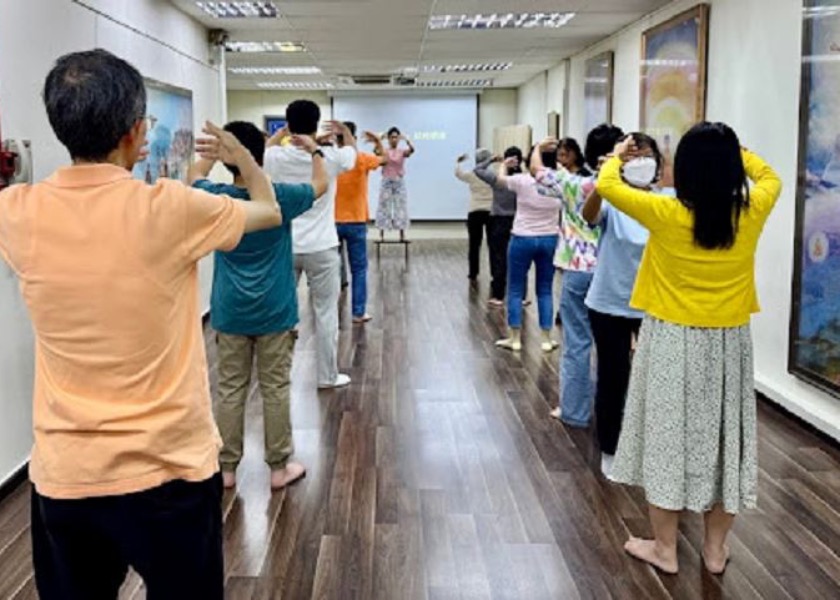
[349, 74, 393, 85]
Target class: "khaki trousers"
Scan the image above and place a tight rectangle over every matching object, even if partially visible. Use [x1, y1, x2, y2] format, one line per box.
[215, 331, 296, 471]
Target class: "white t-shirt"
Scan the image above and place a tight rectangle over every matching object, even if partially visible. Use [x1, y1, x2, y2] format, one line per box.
[264, 144, 357, 254]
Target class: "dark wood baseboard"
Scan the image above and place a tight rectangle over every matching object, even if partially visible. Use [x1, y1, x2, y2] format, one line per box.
[0, 463, 28, 504]
[757, 392, 840, 449]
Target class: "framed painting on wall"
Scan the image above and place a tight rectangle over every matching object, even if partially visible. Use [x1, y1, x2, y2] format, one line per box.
[790, 1, 840, 397]
[264, 115, 287, 136]
[132, 79, 194, 185]
[639, 4, 709, 187]
[584, 51, 614, 134]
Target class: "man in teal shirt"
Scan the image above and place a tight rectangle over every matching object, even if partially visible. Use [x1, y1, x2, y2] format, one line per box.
[190, 121, 327, 491]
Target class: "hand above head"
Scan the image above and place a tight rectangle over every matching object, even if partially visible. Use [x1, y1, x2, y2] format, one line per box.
[457, 153, 469, 163]
[504, 157, 519, 169]
[196, 121, 245, 164]
[328, 120, 351, 138]
[491, 155, 503, 163]
[266, 125, 289, 148]
[316, 132, 336, 146]
[539, 136, 559, 151]
[614, 136, 638, 162]
[291, 134, 319, 155]
[363, 131, 379, 144]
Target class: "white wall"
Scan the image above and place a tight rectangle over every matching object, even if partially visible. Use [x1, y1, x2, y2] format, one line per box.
[0, 0, 223, 485]
[517, 72, 549, 142]
[564, 0, 840, 440]
[478, 89, 518, 150]
[227, 90, 333, 128]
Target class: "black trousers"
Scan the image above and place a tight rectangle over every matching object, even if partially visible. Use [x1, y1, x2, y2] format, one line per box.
[32, 474, 224, 600]
[467, 210, 491, 279]
[589, 309, 642, 455]
[488, 215, 514, 300]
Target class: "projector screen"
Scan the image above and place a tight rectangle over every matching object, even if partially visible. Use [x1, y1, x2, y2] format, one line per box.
[332, 93, 478, 221]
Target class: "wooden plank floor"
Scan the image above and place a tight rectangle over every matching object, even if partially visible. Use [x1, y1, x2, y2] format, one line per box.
[1, 240, 840, 599]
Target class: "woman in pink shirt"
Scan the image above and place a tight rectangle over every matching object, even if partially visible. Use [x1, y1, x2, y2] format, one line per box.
[376, 126, 415, 241]
[494, 144, 562, 352]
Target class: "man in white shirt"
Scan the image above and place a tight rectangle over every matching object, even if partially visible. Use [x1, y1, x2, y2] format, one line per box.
[264, 100, 357, 389]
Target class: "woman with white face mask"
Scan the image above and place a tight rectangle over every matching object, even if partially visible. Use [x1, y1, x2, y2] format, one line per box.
[581, 133, 669, 479]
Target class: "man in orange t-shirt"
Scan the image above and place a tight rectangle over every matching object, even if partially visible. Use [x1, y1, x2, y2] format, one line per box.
[334, 122, 384, 323]
[0, 50, 287, 599]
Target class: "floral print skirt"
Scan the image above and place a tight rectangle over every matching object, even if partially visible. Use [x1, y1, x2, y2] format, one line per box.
[610, 316, 758, 514]
[376, 177, 409, 231]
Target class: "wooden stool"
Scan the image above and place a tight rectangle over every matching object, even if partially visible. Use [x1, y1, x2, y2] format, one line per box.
[374, 238, 411, 263]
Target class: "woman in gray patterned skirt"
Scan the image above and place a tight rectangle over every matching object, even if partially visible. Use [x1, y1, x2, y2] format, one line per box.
[595, 123, 782, 575]
[376, 126, 415, 241]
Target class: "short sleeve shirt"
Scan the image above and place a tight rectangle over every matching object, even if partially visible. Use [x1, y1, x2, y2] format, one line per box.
[193, 180, 315, 335]
[0, 164, 247, 499]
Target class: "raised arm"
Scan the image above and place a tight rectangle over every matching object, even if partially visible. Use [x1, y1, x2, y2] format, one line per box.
[188, 157, 215, 185]
[197, 121, 280, 233]
[474, 157, 503, 189]
[455, 154, 470, 181]
[266, 125, 289, 149]
[581, 189, 605, 225]
[402, 134, 415, 157]
[366, 131, 389, 166]
[742, 148, 782, 215]
[595, 138, 669, 231]
[289, 134, 328, 199]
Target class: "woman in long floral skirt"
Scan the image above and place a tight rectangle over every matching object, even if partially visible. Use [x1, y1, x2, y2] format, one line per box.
[595, 123, 782, 575]
[376, 126, 414, 241]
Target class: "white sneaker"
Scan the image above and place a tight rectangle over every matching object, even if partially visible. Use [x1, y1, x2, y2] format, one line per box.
[318, 373, 351, 389]
[601, 453, 615, 479]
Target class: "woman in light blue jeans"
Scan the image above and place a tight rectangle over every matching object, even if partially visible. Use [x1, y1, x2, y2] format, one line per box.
[493, 144, 562, 352]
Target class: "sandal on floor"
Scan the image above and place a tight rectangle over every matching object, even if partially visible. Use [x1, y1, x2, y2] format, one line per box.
[495, 338, 522, 352]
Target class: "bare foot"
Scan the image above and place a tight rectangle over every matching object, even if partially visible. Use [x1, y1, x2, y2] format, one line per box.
[270, 462, 306, 490]
[624, 538, 678, 574]
[222, 471, 236, 489]
[703, 544, 731, 575]
[495, 338, 522, 352]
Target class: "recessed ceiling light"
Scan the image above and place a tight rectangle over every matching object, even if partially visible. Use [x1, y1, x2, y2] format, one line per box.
[225, 41, 306, 53]
[428, 12, 575, 30]
[229, 66, 322, 75]
[257, 81, 334, 90]
[196, 2, 279, 18]
[416, 79, 493, 88]
[423, 63, 512, 73]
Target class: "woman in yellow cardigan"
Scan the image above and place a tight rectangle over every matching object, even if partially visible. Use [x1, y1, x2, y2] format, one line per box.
[595, 122, 782, 575]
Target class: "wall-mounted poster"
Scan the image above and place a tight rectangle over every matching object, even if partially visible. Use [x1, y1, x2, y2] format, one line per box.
[790, 1, 840, 397]
[640, 4, 709, 187]
[132, 79, 193, 184]
[584, 51, 614, 134]
[264, 115, 287, 136]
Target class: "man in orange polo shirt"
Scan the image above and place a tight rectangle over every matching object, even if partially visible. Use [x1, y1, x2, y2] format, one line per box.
[334, 122, 384, 323]
[0, 49, 293, 599]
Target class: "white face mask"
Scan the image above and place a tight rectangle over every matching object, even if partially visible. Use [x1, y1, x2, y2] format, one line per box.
[622, 157, 659, 188]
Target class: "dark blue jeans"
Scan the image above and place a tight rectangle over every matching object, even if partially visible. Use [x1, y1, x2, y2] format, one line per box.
[336, 223, 368, 317]
[506, 234, 558, 330]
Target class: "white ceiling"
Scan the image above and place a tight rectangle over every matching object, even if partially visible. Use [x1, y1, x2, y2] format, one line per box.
[170, 0, 673, 90]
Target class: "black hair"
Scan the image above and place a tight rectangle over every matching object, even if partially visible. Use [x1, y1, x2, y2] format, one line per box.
[504, 146, 524, 174]
[388, 127, 401, 137]
[674, 122, 749, 250]
[559, 138, 586, 171]
[343, 121, 357, 137]
[287, 99, 320, 135]
[222, 121, 265, 178]
[530, 144, 558, 171]
[585, 123, 625, 171]
[628, 132, 664, 182]
[43, 49, 146, 161]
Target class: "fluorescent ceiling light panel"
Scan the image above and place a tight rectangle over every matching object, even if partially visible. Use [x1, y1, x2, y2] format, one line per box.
[428, 12, 575, 30]
[229, 66, 321, 75]
[225, 41, 306, 53]
[416, 79, 493, 88]
[423, 63, 512, 73]
[257, 81, 334, 89]
[196, 2, 279, 18]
